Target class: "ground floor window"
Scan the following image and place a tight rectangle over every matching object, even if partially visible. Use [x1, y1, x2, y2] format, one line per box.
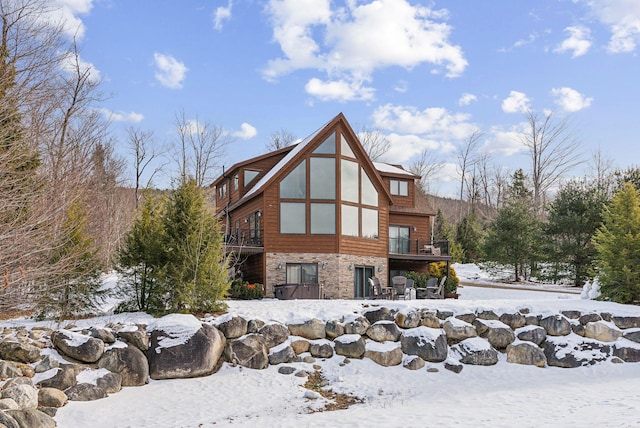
[354, 265, 375, 298]
[286, 263, 318, 284]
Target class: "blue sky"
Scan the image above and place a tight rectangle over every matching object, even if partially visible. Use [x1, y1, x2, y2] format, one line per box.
[58, 0, 640, 195]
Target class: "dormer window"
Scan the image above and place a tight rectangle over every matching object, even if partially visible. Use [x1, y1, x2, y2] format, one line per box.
[390, 179, 408, 196]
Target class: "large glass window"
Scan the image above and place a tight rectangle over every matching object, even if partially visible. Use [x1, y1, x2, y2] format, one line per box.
[341, 204, 359, 237]
[311, 203, 335, 234]
[362, 208, 379, 239]
[280, 161, 306, 199]
[244, 170, 259, 186]
[390, 179, 409, 196]
[341, 159, 359, 203]
[361, 169, 378, 206]
[310, 158, 335, 199]
[341, 134, 355, 158]
[389, 225, 410, 253]
[280, 202, 305, 234]
[286, 263, 318, 284]
[313, 133, 335, 154]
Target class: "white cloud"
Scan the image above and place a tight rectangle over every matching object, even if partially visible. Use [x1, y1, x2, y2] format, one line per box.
[305, 77, 375, 102]
[213, 1, 233, 31]
[501, 91, 530, 114]
[586, 0, 640, 53]
[60, 51, 101, 83]
[393, 80, 408, 93]
[482, 124, 528, 156]
[264, 0, 467, 101]
[153, 53, 188, 89]
[100, 108, 144, 123]
[551, 87, 593, 112]
[514, 32, 539, 48]
[53, 0, 94, 39]
[383, 133, 441, 163]
[458, 93, 477, 106]
[554, 26, 592, 57]
[233, 123, 257, 140]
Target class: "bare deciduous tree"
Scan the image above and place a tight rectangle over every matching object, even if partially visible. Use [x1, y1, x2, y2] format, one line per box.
[357, 125, 390, 161]
[521, 109, 583, 219]
[589, 147, 616, 198]
[408, 148, 444, 193]
[174, 110, 232, 187]
[265, 128, 296, 151]
[127, 126, 165, 208]
[456, 130, 483, 221]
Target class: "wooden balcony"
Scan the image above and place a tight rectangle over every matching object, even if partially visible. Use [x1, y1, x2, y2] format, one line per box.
[388, 239, 451, 261]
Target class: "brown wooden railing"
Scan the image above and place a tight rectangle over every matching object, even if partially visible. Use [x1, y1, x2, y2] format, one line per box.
[389, 239, 449, 256]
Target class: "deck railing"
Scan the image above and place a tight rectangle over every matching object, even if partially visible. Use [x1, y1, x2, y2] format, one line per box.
[389, 239, 449, 257]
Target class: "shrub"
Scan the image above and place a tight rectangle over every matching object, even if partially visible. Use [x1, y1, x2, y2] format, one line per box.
[406, 263, 460, 294]
[229, 279, 264, 300]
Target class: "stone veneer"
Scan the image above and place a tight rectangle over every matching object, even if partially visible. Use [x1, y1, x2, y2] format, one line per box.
[265, 252, 388, 299]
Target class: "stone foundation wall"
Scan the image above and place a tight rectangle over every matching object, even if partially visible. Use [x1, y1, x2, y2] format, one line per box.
[265, 252, 387, 299]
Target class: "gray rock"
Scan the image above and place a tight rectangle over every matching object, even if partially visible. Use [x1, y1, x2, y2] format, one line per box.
[443, 318, 477, 344]
[363, 307, 395, 324]
[571, 323, 586, 337]
[400, 327, 448, 362]
[499, 312, 526, 330]
[290, 338, 310, 355]
[524, 315, 540, 326]
[2, 377, 33, 389]
[149, 322, 226, 379]
[395, 310, 421, 329]
[215, 315, 248, 340]
[258, 323, 289, 349]
[364, 343, 402, 367]
[36, 366, 77, 391]
[5, 409, 56, 428]
[506, 342, 547, 367]
[38, 407, 58, 418]
[623, 330, 640, 344]
[437, 310, 454, 320]
[455, 313, 476, 324]
[225, 333, 269, 369]
[0, 398, 19, 410]
[288, 318, 326, 340]
[334, 335, 366, 359]
[420, 312, 441, 329]
[52, 330, 104, 363]
[325, 320, 345, 340]
[309, 342, 334, 359]
[0, 411, 20, 428]
[343, 316, 371, 335]
[613, 343, 640, 362]
[579, 313, 602, 325]
[585, 321, 623, 342]
[476, 310, 499, 321]
[366, 321, 402, 343]
[543, 337, 610, 367]
[268, 345, 296, 365]
[89, 327, 116, 344]
[516, 326, 547, 346]
[475, 319, 515, 350]
[37, 388, 67, 408]
[612, 316, 640, 330]
[403, 355, 425, 370]
[277, 366, 296, 375]
[0, 341, 41, 364]
[444, 359, 463, 374]
[561, 310, 581, 320]
[452, 338, 499, 366]
[96, 371, 122, 394]
[65, 383, 108, 401]
[34, 355, 59, 374]
[1, 384, 38, 409]
[116, 326, 149, 352]
[539, 315, 572, 336]
[0, 360, 22, 379]
[600, 312, 612, 322]
[98, 343, 149, 386]
[247, 319, 265, 334]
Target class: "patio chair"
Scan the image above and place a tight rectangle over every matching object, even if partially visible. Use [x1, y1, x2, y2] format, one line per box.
[415, 277, 437, 299]
[368, 277, 393, 300]
[427, 276, 446, 299]
[392, 275, 408, 300]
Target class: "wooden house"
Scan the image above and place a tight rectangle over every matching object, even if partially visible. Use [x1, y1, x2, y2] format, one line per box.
[210, 113, 451, 299]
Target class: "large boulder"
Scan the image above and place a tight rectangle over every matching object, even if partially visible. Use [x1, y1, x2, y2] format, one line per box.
[147, 314, 226, 379]
[225, 334, 269, 369]
[539, 315, 572, 336]
[35, 366, 77, 391]
[1, 384, 38, 409]
[420, 312, 441, 329]
[579, 313, 602, 325]
[366, 321, 402, 343]
[98, 342, 149, 386]
[516, 325, 547, 346]
[52, 330, 104, 363]
[474, 319, 515, 350]
[116, 325, 149, 352]
[96, 371, 123, 394]
[585, 321, 623, 342]
[64, 383, 108, 401]
[611, 316, 640, 330]
[443, 318, 477, 344]
[363, 307, 395, 324]
[0, 360, 22, 379]
[612, 341, 640, 362]
[543, 336, 610, 367]
[324, 320, 345, 340]
[623, 330, 640, 344]
[451, 337, 498, 366]
[258, 323, 289, 349]
[309, 341, 334, 359]
[0, 411, 20, 428]
[506, 342, 547, 367]
[4, 409, 56, 428]
[343, 316, 371, 335]
[334, 334, 366, 359]
[37, 387, 67, 408]
[89, 327, 116, 344]
[34, 355, 59, 374]
[400, 327, 448, 362]
[214, 315, 248, 340]
[364, 341, 403, 367]
[268, 344, 296, 365]
[499, 312, 526, 330]
[287, 319, 326, 340]
[0, 341, 41, 364]
[395, 310, 421, 329]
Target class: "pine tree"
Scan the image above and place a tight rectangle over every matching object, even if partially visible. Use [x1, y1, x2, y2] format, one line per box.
[116, 192, 167, 313]
[456, 212, 484, 263]
[592, 182, 640, 303]
[162, 179, 229, 314]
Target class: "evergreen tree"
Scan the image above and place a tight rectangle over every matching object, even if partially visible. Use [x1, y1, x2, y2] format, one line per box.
[592, 182, 640, 303]
[116, 192, 167, 313]
[546, 180, 605, 286]
[38, 201, 104, 320]
[456, 212, 484, 263]
[162, 179, 229, 314]
[432, 209, 463, 262]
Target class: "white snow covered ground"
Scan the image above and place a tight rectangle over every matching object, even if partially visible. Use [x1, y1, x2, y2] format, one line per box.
[5, 265, 640, 428]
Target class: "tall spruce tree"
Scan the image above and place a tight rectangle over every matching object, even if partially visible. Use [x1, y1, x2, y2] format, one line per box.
[456, 213, 484, 263]
[592, 182, 640, 303]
